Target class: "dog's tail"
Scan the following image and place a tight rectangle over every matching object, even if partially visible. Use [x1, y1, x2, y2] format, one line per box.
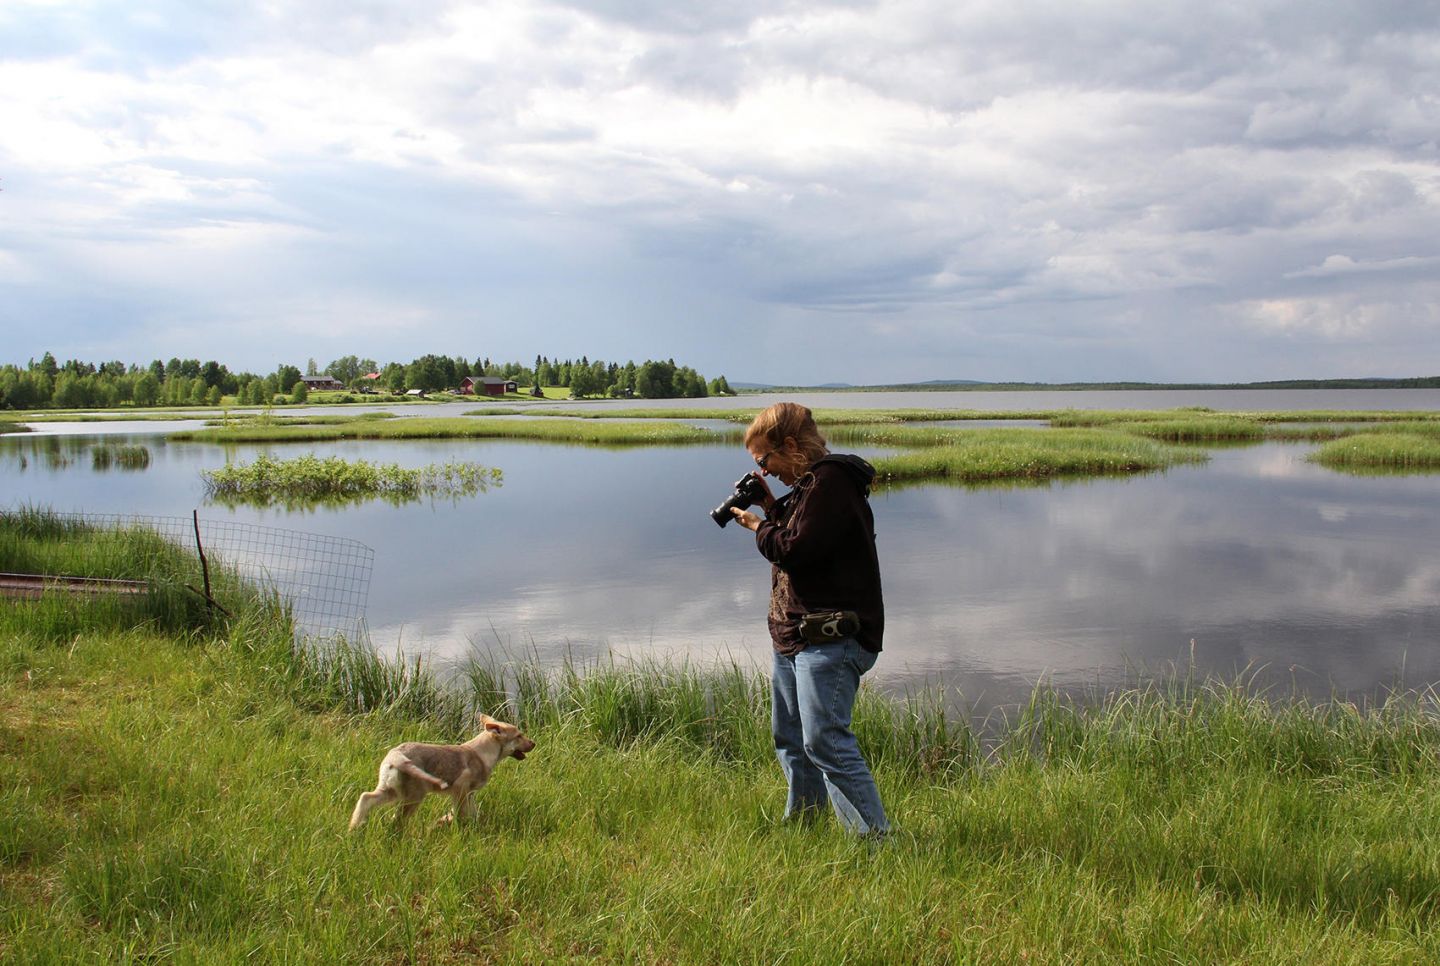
[395, 757, 449, 790]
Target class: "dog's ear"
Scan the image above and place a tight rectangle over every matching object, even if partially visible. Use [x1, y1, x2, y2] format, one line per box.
[476, 712, 494, 727]
[484, 718, 505, 733]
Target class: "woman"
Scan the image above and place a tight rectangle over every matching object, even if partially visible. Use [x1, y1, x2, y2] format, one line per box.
[729, 402, 888, 836]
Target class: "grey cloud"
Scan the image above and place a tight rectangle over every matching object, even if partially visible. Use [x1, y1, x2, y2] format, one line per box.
[628, 38, 752, 100]
[4, 1, 1439, 383]
[552, 0, 869, 37]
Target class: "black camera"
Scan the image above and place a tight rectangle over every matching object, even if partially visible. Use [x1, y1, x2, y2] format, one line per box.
[710, 472, 768, 527]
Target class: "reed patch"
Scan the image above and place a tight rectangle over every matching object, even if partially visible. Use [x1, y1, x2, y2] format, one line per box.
[200, 453, 503, 508]
[90, 444, 152, 470]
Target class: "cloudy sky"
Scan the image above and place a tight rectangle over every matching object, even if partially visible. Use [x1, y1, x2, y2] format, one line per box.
[1, 1, 1437, 385]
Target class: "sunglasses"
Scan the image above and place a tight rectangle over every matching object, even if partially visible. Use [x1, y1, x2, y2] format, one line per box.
[755, 450, 775, 470]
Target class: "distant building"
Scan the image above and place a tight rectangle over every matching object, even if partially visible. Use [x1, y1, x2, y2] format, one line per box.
[460, 376, 518, 396]
[301, 374, 345, 391]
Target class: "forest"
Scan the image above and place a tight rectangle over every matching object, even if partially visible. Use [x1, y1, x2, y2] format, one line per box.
[0, 352, 734, 409]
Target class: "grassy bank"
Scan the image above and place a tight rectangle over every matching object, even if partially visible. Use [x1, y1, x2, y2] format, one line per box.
[1052, 408, 1440, 444]
[5, 409, 216, 422]
[464, 406, 1059, 423]
[7, 515, 1440, 961]
[869, 428, 1205, 484]
[1309, 432, 1440, 472]
[170, 416, 734, 447]
[204, 410, 400, 427]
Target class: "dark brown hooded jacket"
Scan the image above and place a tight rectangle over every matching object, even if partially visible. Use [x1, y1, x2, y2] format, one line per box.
[754, 454, 884, 655]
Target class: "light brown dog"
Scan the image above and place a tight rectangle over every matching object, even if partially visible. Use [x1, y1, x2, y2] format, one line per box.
[349, 713, 536, 831]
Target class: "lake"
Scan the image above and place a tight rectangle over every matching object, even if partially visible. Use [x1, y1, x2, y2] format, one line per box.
[6, 388, 1440, 711]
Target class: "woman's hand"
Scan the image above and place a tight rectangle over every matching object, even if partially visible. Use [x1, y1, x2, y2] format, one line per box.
[750, 473, 777, 513]
[731, 507, 763, 531]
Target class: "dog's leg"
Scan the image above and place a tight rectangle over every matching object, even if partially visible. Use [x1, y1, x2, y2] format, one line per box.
[349, 788, 396, 830]
[394, 800, 421, 831]
[456, 791, 478, 823]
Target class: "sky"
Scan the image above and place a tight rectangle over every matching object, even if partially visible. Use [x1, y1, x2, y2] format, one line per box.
[1, 0, 1437, 386]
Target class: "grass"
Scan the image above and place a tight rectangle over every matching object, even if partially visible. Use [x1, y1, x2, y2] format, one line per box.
[462, 405, 751, 420]
[463, 406, 1059, 424]
[1244, 410, 1440, 424]
[171, 416, 736, 447]
[450, 406, 1440, 467]
[204, 411, 400, 427]
[1051, 409, 1440, 445]
[171, 418, 1199, 486]
[1309, 432, 1440, 472]
[200, 454, 504, 508]
[869, 428, 1206, 485]
[9, 515, 1440, 960]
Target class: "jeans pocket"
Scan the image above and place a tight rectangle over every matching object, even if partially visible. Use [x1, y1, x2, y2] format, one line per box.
[847, 638, 877, 676]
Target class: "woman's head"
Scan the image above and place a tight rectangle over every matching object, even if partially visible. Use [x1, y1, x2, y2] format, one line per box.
[744, 402, 828, 484]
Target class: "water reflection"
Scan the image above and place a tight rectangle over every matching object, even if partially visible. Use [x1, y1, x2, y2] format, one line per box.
[2, 431, 1438, 713]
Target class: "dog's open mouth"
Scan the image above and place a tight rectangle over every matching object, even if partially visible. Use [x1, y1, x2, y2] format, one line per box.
[513, 750, 527, 760]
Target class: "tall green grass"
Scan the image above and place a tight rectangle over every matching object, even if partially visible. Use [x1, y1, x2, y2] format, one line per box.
[285, 637, 474, 733]
[11, 643, 1440, 960]
[9, 516, 1440, 960]
[0, 507, 280, 641]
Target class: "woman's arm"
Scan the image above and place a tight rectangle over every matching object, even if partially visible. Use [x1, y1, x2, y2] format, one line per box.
[753, 471, 851, 568]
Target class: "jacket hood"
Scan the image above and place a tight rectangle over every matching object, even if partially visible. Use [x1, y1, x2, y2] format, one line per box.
[816, 453, 876, 493]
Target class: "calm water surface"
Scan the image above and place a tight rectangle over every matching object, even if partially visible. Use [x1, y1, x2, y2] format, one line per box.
[5, 395, 1439, 710]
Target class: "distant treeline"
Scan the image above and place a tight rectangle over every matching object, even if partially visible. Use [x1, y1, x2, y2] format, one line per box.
[0, 352, 734, 410]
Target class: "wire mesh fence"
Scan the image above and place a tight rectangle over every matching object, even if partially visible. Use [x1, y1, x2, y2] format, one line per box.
[37, 511, 374, 641]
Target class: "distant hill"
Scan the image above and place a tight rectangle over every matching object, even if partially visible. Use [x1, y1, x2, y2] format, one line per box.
[731, 380, 979, 391]
[731, 376, 1440, 392]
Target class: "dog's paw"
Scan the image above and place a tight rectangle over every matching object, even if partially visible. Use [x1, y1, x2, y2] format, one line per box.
[434, 813, 455, 828]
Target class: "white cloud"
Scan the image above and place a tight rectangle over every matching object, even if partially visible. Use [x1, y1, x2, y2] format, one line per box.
[1231, 293, 1440, 343]
[1286, 253, 1440, 278]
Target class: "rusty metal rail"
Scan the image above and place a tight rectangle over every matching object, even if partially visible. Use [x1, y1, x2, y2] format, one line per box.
[0, 572, 151, 599]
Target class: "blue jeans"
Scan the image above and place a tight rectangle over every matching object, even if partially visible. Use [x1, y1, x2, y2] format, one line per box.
[772, 638, 889, 835]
